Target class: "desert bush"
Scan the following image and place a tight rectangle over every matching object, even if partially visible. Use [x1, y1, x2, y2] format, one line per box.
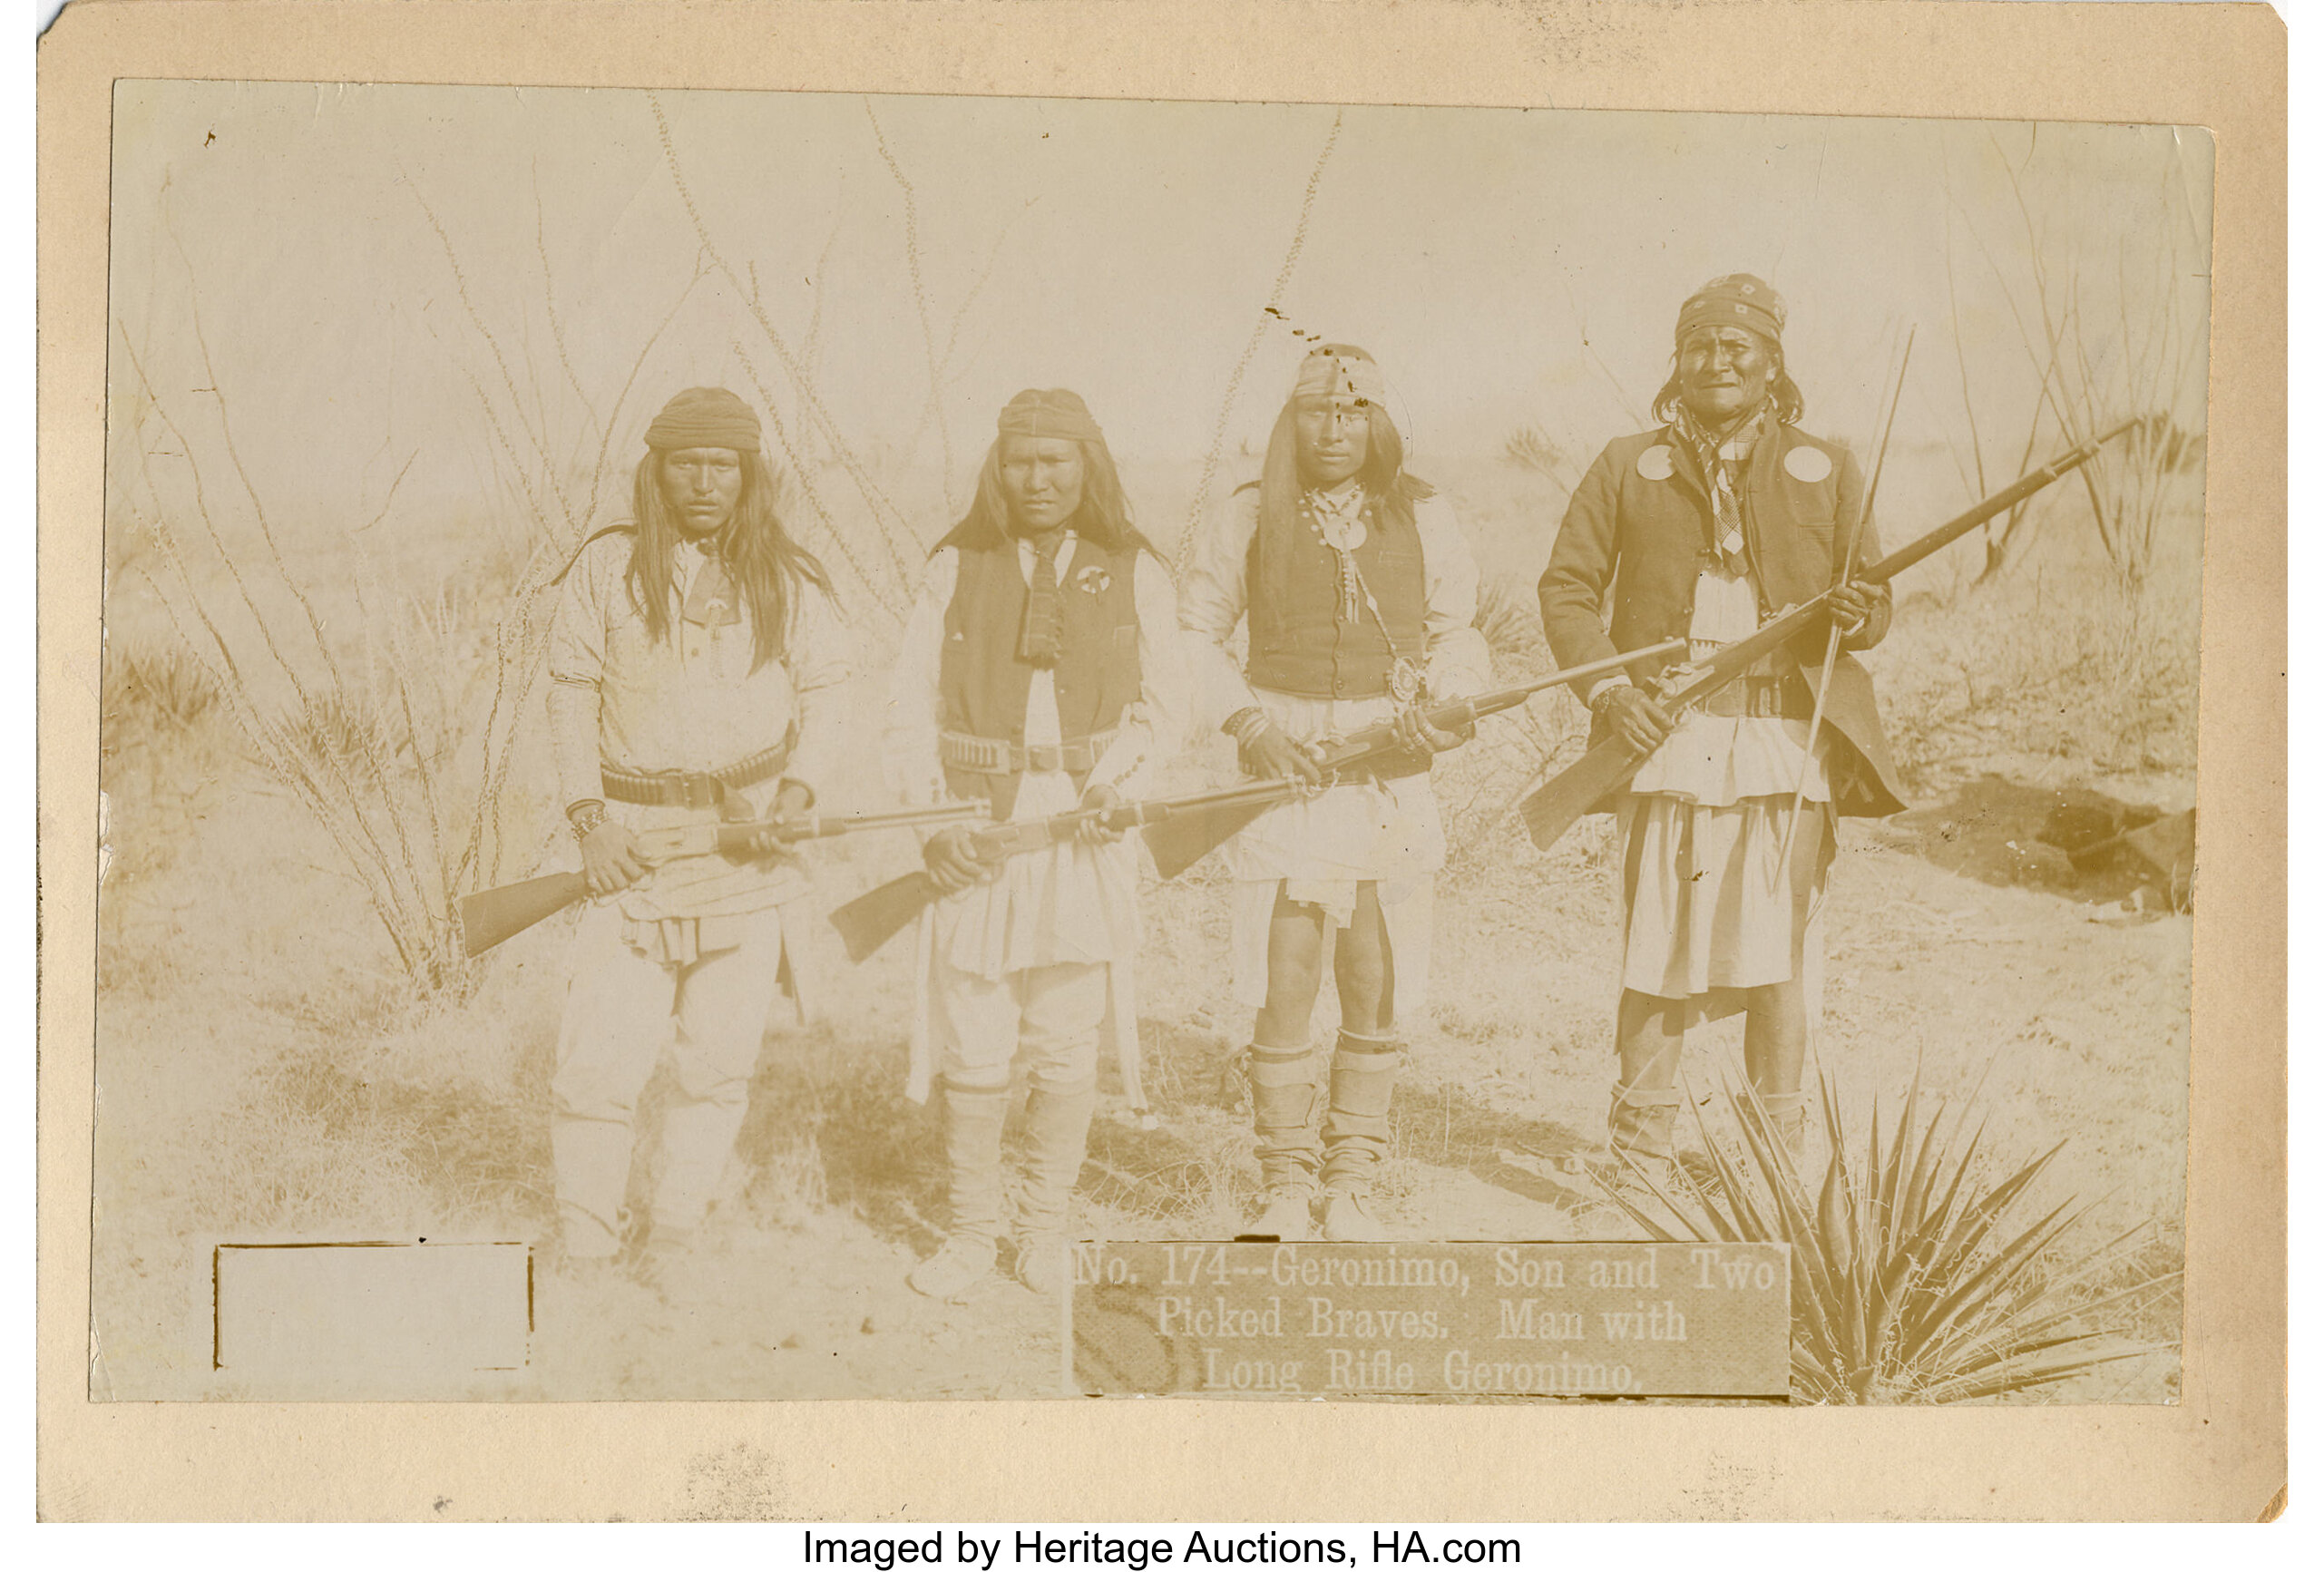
[1500, 424, 1579, 493]
[1606, 1074, 2171, 1404]
[1877, 566, 2197, 793]
[1944, 129, 2207, 592]
[1470, 573, 1549, 671]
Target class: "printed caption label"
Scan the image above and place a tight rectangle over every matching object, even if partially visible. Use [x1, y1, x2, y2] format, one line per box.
[1072, 1242, 1789, 1398]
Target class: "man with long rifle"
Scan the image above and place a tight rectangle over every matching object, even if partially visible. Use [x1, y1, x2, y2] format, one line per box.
[1179, 343, 1492, 1244]
[1537, 278, 1903, 1186]
[881, 388, 1187, 1302]
[543, 386, 853, 1273]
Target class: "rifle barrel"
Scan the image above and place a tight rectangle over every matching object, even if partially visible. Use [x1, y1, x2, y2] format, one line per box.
[1456, 638, 1691, 724]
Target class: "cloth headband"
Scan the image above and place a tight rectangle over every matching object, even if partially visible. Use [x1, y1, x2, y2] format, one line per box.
[644, 386, 763, 453]
[1292, 345, 1390, 405]
[1675, 274, 1787, 347]
[996, 388, 1106, 444]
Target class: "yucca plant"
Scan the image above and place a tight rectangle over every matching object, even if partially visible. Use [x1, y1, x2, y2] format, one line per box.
[1604, 1072, 2172, 1404]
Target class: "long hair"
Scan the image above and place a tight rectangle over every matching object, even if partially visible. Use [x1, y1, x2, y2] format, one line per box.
[625, 448, 833, 671]
[1251, 398, 1435, 610]
[936, 434, 1155, 557]
[1651, 349, 1807, 426]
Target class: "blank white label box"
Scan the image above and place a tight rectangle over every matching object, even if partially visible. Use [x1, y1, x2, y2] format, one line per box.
[214, 1242, 532, 1392]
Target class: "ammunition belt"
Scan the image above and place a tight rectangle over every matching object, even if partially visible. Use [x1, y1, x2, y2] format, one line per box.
[939, 728, 1117, 777]
[601, 737, 793, 809]
[1695, 673, 1814, 721]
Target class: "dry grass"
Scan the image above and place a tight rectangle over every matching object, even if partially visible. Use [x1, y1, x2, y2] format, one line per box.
[90, 414, 2198, 1401]
[1877, 548, 2200, 802]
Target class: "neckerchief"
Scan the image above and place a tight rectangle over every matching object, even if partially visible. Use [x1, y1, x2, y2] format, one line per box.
[1671, 400, 1769, 575]
[1017, 530, 1067, 667]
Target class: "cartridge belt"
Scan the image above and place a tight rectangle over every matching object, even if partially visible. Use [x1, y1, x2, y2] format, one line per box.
[601, 735, 794, 809]
[1694, 672, 1814, 721]
[939, 728, 1117, 777]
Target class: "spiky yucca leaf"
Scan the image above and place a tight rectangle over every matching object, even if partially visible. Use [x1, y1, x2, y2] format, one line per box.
[1598, 1071, 2171, 1404]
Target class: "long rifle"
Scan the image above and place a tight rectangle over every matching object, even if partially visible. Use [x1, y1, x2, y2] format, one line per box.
[1516, 419, 2138, 851]
[1141, 640, 1687, 882]
[1772, 326, 1915, 877]
[827, 778, 1325, 962]
[456, 801, 988, 957]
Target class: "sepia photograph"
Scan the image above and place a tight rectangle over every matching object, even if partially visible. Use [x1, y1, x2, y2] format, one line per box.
[83, 75, 2220, 1411]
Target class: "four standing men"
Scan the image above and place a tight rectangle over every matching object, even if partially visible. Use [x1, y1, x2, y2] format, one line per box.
[1540, 276, 1903, 1186]
[545, 284, 1906, 1283]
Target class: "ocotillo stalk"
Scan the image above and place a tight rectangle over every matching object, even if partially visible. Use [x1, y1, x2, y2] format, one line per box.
[1773, 326, 1914, 881]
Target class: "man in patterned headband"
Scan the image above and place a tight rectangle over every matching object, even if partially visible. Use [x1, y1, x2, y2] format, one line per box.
[1181, 344, 1491, 1242]
[544, 386, 853, 1276]
[1538, 276, 1906, 1197]
[884, 388, 1187, 1301]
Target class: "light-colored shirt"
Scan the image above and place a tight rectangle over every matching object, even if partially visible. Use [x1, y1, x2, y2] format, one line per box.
[545, 531, 855, 933]
[548, 533, 853, 805]
[1178, 483, 1491, 734]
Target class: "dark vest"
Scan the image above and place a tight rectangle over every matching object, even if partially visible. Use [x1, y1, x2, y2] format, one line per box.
[1244, 487, 1428, 700]
[937, 533, 1143, 818]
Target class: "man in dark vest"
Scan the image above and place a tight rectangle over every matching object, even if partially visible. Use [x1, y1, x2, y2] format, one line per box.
[1538, 275, 1903, 1190]
[884, 388, 1186, 1301]
[1181, 344, 1491, 1243]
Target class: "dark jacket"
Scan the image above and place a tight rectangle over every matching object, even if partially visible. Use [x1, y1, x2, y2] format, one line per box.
[1537, 420, 1906, 817]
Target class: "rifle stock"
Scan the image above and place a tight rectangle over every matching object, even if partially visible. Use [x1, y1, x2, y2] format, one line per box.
[829, 869, 943, 963]
[1515, 420, 2138, 850]
[457, 871, 589, 957]
[829, 779, 1311, 960]
[457, 801, 984, 958]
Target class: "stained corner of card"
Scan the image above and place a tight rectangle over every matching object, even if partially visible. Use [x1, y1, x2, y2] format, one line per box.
[213, 1241, 532, 1399]
[1072, 1242, 1790, 1400]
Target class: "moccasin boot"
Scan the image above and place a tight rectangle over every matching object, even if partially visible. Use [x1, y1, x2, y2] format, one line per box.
[908, 1080, 1009, 1302]
[551, 1117, 634, 1262]
[1604, 1077, 1686, 1221]
[1320, 1190, 1396, 1243]
[1755, 1089, 1814, 1174]
[1245, 1044, 1323, 1230]
[1241, 1189, 1317, 1243]
[1319, 1030, 1401, 1204]
[1012, 1074, 1099, 1297]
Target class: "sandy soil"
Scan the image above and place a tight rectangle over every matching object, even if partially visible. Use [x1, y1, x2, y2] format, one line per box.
[90, 724, 2188, 1403]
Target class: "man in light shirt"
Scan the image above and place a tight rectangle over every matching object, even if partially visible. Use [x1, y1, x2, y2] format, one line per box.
[1180, 344, 1490, 1243]
[884, 388, 1186, 1301]
[545, 386, 852, 1271]
[1538, 276, 1903, 1190]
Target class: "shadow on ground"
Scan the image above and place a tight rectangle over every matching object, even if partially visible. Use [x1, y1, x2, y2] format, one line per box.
[1876, 773, 2190, 908]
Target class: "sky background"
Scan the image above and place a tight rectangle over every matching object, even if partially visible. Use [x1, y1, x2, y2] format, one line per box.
[105, 81, 2212, 576]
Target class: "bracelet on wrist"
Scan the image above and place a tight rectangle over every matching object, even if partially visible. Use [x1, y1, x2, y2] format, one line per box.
[1223, 706, 1274, 747]
[568, 800, 610, 838]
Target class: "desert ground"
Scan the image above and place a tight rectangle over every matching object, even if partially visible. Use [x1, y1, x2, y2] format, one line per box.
[90, 449, 2196, 1403]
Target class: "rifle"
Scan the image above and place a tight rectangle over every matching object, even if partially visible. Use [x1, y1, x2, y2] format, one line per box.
[1772, 325, 1914, 878]
[1139, 641, 1688, 882]
[1517, 419, 2138, 851]
[828, 778, 1312, 962]
[456, 801, 989, 957]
